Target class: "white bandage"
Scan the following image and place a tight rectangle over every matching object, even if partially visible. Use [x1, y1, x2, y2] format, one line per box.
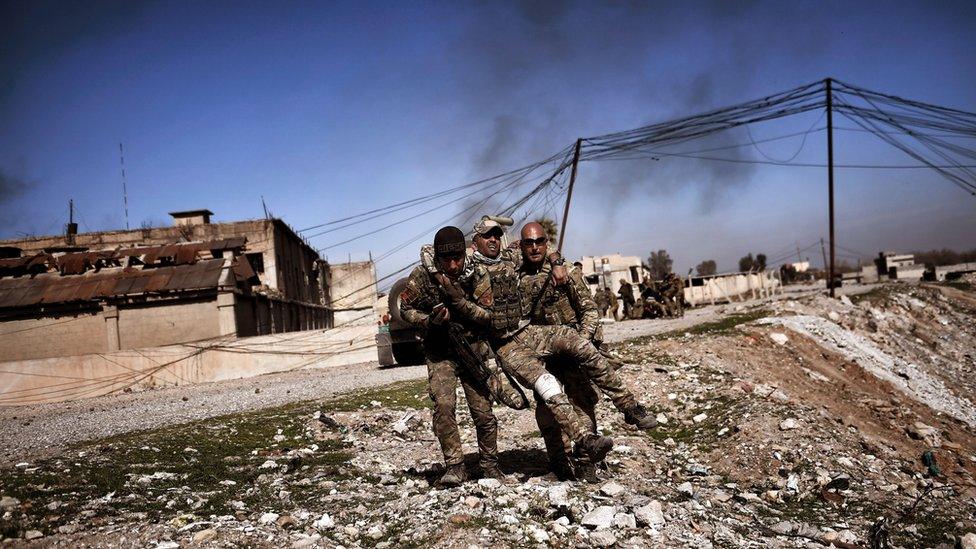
[534, 373, 563, 401]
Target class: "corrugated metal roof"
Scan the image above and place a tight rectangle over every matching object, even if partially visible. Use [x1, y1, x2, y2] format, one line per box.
[0, 259, 226, 309]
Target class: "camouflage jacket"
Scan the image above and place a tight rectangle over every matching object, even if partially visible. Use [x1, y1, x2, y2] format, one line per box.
[398, 265, 493, 353]
[520, 262, 600, 342]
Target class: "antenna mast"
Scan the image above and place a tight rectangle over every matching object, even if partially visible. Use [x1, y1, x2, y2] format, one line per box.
[119, 142, 130, 230]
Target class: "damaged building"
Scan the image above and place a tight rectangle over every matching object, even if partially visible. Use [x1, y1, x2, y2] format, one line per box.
[0, 210, 378, 362]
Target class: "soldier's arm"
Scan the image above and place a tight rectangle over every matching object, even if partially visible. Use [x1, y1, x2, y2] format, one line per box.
[435, 269, 493, 326]
[399, 268, 434, 330]
[565, 268, 600, 340]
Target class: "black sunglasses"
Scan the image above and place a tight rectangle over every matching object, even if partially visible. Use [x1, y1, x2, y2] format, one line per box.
[523, 237, 548, 246]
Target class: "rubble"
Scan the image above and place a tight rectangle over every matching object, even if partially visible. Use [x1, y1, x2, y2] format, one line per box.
[0, 283, 973, 547]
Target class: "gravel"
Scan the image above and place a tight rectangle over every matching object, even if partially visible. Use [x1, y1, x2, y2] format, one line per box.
[0, 281, 882, 467]
[0, 361, 425, 466]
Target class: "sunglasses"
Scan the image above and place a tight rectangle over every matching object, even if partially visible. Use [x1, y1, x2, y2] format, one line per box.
[522, 237, 548, 246]
[437, 252, 465, 261]
[480, 229, 503, 239]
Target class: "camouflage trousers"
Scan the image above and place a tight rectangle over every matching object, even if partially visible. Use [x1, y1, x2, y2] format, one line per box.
[496, 324, 638, 413]
[426, 357, 498, 468]
[534, 356, 599, 468]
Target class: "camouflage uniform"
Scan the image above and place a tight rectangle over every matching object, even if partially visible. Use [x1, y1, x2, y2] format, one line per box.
[520, 264, 601, 474]
[398, 265, 498, 470]
[618, 281, 635, 319]
[593, 287, 610, 319]
[663, 273, 685, 317]
[446, 262, 643, 438]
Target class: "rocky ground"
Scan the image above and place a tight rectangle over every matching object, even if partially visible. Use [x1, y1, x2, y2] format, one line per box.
[1, 280, 974, 548]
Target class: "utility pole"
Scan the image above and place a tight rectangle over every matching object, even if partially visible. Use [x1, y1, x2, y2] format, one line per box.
[796, 243, 802, 264]
[820, 238, 828, 275]
[825, 78, 836, 298]
[119, 143, 130, 230]
[66, 199, 77, 245]
[557, 138, 583, 253]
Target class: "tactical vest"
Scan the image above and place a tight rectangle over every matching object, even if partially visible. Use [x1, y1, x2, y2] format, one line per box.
[487, 264, 524, 335]
[522, 270, 578, 327]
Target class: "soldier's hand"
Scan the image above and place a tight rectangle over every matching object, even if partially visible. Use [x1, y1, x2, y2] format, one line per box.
[433, 273, 465, 302]
[430, 305, 450, 326]
[551, 264, 569, 286]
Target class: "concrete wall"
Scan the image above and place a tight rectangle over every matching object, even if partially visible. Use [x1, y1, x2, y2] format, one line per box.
[933, 262, 976, 281]
[0, 324, 378, 405]
[579, 254, 644, 294]
[329, 261, 378, 327]
[891, 265, 925, 281]
[0, 296, 227, 362]
[0, 310, 108, 361]
[684, 271, 780, 306]
[118, 300, 222, 349]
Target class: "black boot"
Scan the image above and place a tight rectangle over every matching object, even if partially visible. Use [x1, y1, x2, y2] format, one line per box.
[574, 433, 614, 463]
[550, 457, 576, 482]
[574, 461, 600, 484]
[623, 403, 658, 430]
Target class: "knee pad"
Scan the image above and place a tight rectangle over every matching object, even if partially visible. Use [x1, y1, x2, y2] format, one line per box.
[534, 372, 563, 401]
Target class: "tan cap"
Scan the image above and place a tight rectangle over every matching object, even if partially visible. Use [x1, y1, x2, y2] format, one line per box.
[473, 217, 505, 235]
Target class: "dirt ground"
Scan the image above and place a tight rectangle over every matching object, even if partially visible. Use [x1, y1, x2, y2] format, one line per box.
[1, 280, 974, 548]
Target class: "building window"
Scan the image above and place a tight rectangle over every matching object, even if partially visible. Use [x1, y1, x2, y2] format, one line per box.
[246, 253, 265, 274]
[630, 266, 640, 282]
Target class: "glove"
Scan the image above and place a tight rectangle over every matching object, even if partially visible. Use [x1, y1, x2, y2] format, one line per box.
[434, 273, 466, 303]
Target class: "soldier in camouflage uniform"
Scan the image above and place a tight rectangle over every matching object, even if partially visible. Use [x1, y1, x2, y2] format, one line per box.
[662, 272, 685, 317]
[618, 279, 636, 319]
[399, 226, 503, 487]
[593, 285, 610, 319]
[517, 222, 656, 481]
[434, 253, 617, 466]
[436, 241, 658, 465]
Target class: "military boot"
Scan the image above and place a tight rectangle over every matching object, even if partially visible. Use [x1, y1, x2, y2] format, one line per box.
[437, 463, 468, 487]
[574, 461, 600, 484]
[550, 457, 576, 482]
[573, 433, 614, 464]
[480, 462, 506, 480]
[623, 403, 658, 430]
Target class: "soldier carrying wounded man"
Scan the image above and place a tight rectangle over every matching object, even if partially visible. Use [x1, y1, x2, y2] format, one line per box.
[404, 226, 617, 485]
[431, 225, 658, 441]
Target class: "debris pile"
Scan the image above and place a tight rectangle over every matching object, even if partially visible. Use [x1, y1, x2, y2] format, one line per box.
[1, 282, 974, 547]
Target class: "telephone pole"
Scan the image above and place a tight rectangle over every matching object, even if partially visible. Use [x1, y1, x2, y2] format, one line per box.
[119, 143, 130, 230]
[820, 238, 828, 275]
[825, 78, 836, 297]
[557, 138, 583, 253]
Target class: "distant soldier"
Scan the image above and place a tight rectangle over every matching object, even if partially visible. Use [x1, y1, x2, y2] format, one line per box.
[618, 279, 635, 319]
[593, 286, 610, 319]
[606, 287, 619, 320]
[662, 272, 685, 317]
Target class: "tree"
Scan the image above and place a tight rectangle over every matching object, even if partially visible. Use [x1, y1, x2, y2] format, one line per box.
[738, 252, 768, 272]
[647, 250, 673, 280]
[534, 217, 558, 245]
[738, 253, 755, 272]
[695, 260, 717, 276]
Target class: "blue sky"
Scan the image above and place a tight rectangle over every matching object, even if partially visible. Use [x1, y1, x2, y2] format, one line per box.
[1, 0, 974, 280]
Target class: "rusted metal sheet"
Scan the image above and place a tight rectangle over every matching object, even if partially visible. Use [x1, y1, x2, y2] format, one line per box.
[0, 259, 227, 309]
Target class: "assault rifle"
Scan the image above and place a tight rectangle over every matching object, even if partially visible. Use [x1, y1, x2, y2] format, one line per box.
[440, 316, 529, 410]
